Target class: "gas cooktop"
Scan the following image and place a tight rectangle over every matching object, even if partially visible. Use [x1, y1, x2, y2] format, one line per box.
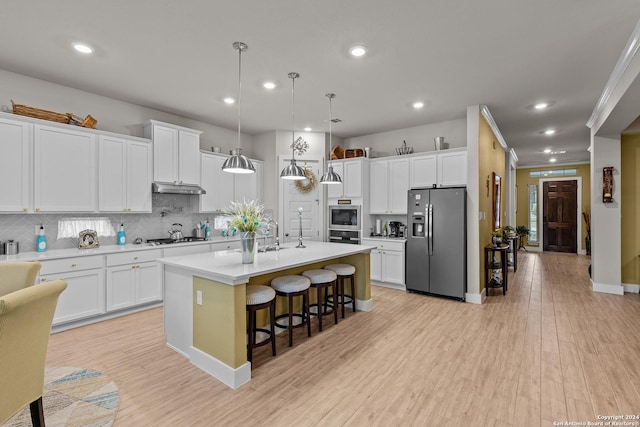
[146, 237, 207, 245]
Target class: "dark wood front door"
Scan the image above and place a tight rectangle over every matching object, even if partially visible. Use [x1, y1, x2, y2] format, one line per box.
[543, 180, 577, 253]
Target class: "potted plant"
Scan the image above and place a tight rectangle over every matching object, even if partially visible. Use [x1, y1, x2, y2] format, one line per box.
[516, 225, 530, 250]
[491, 230, 503, 247]
[224, 199, 268, 264]
[503, 225, 516, 238]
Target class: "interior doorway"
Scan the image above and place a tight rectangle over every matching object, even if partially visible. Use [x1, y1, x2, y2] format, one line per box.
[542, 179, 578, 253]
[278, 156, 323, 244]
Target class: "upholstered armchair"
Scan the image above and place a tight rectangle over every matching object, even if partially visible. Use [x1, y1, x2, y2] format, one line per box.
[0, 279, 67, 426]
[0, 261, 42, 296]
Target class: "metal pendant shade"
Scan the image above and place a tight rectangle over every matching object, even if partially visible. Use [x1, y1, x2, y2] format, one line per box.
[320, 93, 342, 184]
[222, 41, 256, 174]
[280, 72, 306, 181]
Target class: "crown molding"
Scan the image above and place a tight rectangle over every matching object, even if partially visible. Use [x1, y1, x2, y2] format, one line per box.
[509, 148, 519, 163]
[587, 19, 640, 129]
[480, 105, 508, 150]
[516, 161, 590, 169]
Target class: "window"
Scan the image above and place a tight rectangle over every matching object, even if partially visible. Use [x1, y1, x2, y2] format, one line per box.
[528, 184, 538, 243]
[529, 168, 577, 178]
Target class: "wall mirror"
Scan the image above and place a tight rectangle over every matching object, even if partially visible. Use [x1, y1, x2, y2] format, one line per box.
[493, 172, 501, 230]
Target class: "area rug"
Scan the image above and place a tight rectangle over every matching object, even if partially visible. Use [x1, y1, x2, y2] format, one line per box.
[3, 367, 119, 427]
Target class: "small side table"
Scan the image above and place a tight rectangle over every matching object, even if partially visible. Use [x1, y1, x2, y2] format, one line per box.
[504, 237, 518, 272]
[484, 244, 509, 296]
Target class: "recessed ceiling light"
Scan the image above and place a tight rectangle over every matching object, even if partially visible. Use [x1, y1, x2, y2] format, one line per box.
[544, 129, 556, 135]
[549, 158, 557, 163]
[534, 102, 549, 110]
[304, 127, 312, 132]
[349, 45, 367, 57]
[413, 101, 424, 109]
[223, 97, 235, 104]
[72, 43, 93, 54]
[263, 82, 276, 90]
[543, 148, 552, 154]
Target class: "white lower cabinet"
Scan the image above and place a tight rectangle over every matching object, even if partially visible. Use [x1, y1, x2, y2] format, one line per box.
[105, 249, 163, 312]
[362, 238, 405, 286]
[39, 256, 106, 325]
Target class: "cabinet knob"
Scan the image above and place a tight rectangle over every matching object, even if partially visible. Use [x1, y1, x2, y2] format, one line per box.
[128, 208, 132, 212]
[35, 208, 40, 212]
[41, 277, 47, 282]
[71, 263, 76, 267]
[134, 256, 138, 260]
[23, 208, 28, 212]
[123, 208, 127, 211]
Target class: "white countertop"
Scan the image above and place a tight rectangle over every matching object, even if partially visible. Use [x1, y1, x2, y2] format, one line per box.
[158, 241, 375, 285]
[0, 237, 241, 262]
[361, 236, 407, 243]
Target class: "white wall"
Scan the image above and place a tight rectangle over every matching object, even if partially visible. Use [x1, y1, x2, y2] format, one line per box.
[465, 106, 481, 303]
[252, 131, 278, 212]
[342, 118, 466, 157]
[0, 68, 253, 156]
[590, 135, 623, 294]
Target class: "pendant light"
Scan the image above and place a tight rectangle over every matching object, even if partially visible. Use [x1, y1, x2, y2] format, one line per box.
[222, 41, 256, 174]
[320, 93, 342, 185]
[280, 72, 306, 180]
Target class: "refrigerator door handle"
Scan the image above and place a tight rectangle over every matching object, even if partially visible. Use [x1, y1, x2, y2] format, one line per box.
[428, 203, 434, 256]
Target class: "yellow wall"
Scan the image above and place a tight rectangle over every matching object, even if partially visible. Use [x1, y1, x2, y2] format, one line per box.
[621, 134, 640, 283]
[515, 164, 591, 250]
[478, 113, 506, 292]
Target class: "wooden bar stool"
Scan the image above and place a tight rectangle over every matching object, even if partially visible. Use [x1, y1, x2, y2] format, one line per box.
[302, 269, 338, 332]
[271, 275, 312, 347]
[324, 263, 356, 318]
[246, 285, 276, 364]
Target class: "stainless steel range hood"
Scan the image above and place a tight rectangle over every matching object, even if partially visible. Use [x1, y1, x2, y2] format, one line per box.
[152, 182, 206, 195]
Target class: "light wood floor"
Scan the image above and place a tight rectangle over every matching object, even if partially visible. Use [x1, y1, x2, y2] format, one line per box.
[41, 251, 640, 426]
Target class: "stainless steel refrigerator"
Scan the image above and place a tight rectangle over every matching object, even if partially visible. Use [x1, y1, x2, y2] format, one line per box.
[406, 187, 466, 300]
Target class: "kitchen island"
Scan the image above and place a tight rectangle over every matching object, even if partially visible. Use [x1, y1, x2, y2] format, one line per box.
[158, 241, 374, 388]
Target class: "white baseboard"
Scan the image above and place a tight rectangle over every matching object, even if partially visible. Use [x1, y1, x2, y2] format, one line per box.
[189, 346, 251, 389]
[592, 281, 624, 295]
[166, 342, 190, 359]
[356, 298, 374, 312]
[371, 281, 406, 291]
[623, 283, 640, 293]
[51, 302, 163, 333]
[465, 292, 485, 304]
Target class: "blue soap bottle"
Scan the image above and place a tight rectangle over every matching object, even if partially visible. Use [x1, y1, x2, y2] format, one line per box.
[117, 223, 126, 246]
[204, 219, 211, 240]
[36, 224, 47, 252]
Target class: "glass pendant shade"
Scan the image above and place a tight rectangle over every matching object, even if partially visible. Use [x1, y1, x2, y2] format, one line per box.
[223, 41, 255, 174]
[320, 93, 342, 185]
[280, 72, 306, 181]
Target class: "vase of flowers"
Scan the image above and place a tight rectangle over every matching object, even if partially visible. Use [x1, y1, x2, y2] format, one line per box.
[225, 199, 267, 264]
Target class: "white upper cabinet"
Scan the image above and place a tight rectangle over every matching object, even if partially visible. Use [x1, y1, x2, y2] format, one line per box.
[99, 135, 152, 212]
[235, 160, 263, 204]
[437, 150, 467, 187]
[196, 152, 263, 213]
[409, 154, 437, 189]
[327, 158, 364, 199]
[0, 116, 31, 212]
[370, 158, 409, 214]
[408, 149, 467, 189]
[34, 125, 97, 212]
[144, 120, 202, 185]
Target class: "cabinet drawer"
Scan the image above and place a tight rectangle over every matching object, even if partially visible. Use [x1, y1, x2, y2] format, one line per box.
[362, 239, 405, 252]
[106, 249, 163, 266]
[162, 244, 210, 258]
[212, 240, 241, 251]
[40, 255, 104, 275]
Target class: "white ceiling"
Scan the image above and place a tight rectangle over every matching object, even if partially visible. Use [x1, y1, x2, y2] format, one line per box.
[1, 1, 639, 166]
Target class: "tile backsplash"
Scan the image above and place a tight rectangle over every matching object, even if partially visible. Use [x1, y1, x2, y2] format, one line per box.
[0, 194, 225, 252]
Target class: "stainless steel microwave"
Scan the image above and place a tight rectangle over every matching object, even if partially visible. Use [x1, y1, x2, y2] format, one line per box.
[329, 205, 361, 230]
